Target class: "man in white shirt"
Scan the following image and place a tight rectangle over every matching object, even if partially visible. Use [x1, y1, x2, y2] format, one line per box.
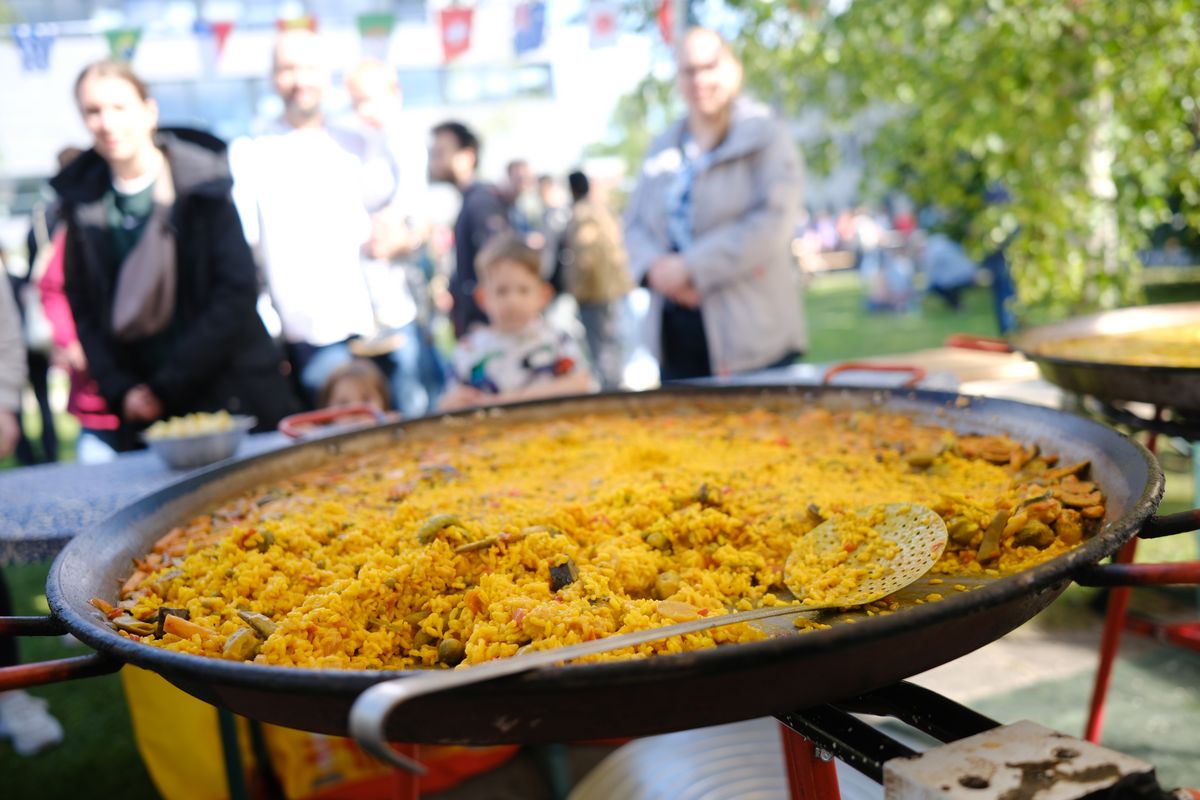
[339, 59, 444, 416]
[230, 29, 379, 404]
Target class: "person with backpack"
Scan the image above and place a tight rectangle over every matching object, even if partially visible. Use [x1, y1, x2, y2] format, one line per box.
[558, 171, 633, 390]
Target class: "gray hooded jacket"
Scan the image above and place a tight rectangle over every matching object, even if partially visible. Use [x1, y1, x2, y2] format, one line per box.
[0, 278, 26, 412]
[624, 97, 807, 375]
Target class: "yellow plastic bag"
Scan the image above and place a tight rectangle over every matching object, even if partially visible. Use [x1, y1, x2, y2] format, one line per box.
[260, 724, 391, 798]
[262, 725, 519, 799]
[122, 666, 258, 800]
[123, 665, 518, 799]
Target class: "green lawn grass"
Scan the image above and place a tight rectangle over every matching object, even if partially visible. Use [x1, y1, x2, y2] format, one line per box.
[2, 273, 1196, 796]
[0, 375, 78, 471]
[804, 273, 1000, 362]
[2, 563, 157, 798]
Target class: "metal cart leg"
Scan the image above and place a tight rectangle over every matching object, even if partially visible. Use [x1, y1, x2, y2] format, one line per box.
[1084, 424, 1159, 744]
[217, 708, 250, 800]
[778, 723, 842, 800]
[1194, 440, 1199, 610]
[1084, 537, 1137, 743]
[529, 743, 572, 800]
[780, 682, 1193, 798]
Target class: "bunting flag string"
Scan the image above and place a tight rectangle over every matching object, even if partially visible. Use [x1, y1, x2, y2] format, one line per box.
[105, 27, 143, 62]
[194, 19, 235, 73]
[513, 2, 546, 56]
[12, 23, 55, 72]
[438, 7, 474, 63]
[211, 21, 235, 54]
[82, 1, 654, 76]
[357, 11, 395, 59]
[657, 0, 673, 45]
[276, 15, 318, 33]
[587, 0, 619, 49]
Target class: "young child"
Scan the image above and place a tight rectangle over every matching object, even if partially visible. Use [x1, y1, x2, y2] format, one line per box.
[439, 233, 596, 411]
[318, 358, 392, 412]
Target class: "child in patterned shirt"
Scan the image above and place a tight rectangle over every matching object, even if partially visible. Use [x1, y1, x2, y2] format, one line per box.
[439, 233, 596, 411]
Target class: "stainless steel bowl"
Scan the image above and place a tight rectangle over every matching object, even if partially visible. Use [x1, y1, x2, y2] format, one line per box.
[144, 415, 257, 470]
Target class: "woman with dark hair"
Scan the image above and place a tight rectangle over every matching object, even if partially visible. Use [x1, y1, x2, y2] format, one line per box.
[53, 61, 298, 450]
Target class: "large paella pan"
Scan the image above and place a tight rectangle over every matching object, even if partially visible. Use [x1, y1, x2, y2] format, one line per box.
[1, 386, 1195, 746]
[950, 301, 1200, 412]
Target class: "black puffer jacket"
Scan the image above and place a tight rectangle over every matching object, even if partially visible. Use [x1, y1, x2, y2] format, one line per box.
[53, 129, 299, 444]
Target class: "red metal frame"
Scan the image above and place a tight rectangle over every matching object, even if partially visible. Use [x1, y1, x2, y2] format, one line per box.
[389, 745, 421, 800]
[1085, 423, 1200, 744]
[1084, 539, 1139, 743]
[778, 723, 842, 800]
[1124, 617, 1200, 650]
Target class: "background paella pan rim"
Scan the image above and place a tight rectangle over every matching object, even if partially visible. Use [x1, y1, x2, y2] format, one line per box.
[1011, 300, 1200, 376]
[44, 385, 1164, 696]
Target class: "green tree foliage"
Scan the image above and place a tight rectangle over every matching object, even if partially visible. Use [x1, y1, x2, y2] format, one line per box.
[725, 0, 1200, 321]
[586, 71, 679, 176]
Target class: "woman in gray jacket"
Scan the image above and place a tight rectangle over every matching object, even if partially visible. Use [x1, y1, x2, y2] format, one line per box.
[624, 28, 807, 380]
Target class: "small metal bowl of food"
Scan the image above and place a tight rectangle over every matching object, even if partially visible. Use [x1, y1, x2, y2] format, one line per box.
[143, 412, 257, 470]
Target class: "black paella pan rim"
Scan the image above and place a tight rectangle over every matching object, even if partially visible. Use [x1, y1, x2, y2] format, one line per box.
[1014, 347, 1200, 381]
[44, 385, 1164, 695]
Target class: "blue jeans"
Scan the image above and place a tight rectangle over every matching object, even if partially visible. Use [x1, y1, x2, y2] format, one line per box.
[385, 322, 442, 419]
[983, 249, 1016, 334]
[579, 301, 624, 391]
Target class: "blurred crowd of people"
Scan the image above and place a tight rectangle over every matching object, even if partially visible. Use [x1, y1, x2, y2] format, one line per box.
[2, 25, 810, 472]
[0, 26, 809, 768]
[793, 205, 984, 316]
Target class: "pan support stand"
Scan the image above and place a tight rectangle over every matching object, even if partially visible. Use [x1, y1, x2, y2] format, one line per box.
[1082, 402, 1200, 744]
[774, 681, 1195, 799]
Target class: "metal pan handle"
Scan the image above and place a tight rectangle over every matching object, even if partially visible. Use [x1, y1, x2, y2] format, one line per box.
[823, 362, 927, 388]
[349, 604, 816, 773]
[1074, 508, 1200, 586]
[1139, 508, 1200, 539]
[1074, 561, 1200, 587]
[944, 333, 1013, 353]
[0, 616, 67, 636]
[0, 615, 121, 690]
[0, 654, 121, 691]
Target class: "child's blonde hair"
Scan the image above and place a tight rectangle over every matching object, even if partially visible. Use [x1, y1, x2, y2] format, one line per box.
[475, 232, 543, 283]
[318, 359, 392, 410]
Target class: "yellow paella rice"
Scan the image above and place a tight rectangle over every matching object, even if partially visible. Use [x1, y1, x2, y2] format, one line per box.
[104, 406, 1105, 670]
[781, 506, 901, 606]
[1033, 321, 1200, 367]
[144, 410, 238, 440]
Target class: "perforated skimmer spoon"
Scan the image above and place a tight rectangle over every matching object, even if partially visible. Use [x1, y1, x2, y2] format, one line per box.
[350, 503, 948, 772]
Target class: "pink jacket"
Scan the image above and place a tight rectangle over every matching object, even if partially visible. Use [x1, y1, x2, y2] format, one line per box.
[36, 228, 119, 431]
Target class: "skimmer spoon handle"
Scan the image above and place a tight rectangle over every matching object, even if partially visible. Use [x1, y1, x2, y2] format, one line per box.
[350, 503, 947, 772]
